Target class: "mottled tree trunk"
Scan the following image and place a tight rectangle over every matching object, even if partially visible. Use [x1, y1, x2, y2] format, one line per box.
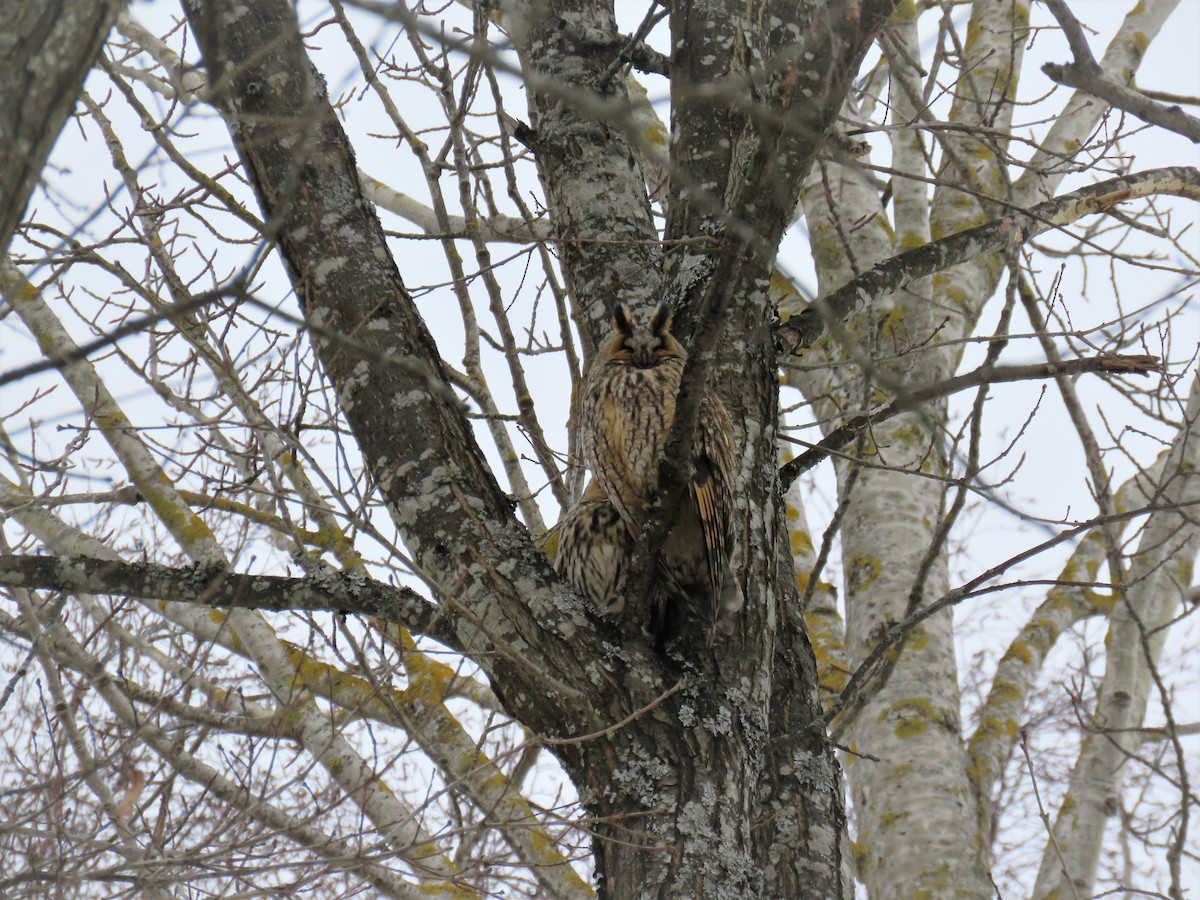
[181, 0, 889, 896]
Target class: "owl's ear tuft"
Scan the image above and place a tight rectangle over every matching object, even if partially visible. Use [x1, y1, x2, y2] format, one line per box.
[612, 304, 635, 336]
[650, 303, 673, 336]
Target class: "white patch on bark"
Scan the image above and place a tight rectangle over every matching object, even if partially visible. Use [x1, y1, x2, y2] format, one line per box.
[311, 256, 347, 285]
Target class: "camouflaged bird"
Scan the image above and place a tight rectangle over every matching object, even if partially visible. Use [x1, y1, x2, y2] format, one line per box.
[553, 478, 633, 616]
[561, 302, 742, 647]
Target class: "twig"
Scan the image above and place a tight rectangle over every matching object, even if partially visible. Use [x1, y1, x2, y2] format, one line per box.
[1021, 728, 1082, 900]
[541, 678, 685, 745]
[780, 353, 1160, 485]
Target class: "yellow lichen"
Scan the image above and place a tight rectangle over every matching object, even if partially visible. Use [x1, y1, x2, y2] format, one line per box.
[1004, 639, 1033, 665]
[895, 717, 930, 738]
[890, 697, 937, 738]
[846, 555, 883, 592]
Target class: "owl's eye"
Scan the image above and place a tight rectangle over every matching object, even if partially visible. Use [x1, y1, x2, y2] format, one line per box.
[609, 340, 634, 361]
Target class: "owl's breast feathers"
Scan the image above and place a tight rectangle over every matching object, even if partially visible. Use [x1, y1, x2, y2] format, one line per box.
[590, 361, 680, 528]
[553, 479, 631, 615]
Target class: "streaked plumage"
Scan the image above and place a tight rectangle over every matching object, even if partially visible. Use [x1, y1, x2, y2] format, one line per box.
[553, 479, 632, 615]
[569, 302, 742, 647]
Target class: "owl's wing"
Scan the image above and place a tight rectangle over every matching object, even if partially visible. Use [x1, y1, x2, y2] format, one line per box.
[555, 487, 632, 615]
[690, 454, 729, 610]
[693, 391, 742, 640]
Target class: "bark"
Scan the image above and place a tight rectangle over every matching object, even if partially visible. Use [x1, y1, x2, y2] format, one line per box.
[815, 6, 1028, 893]
[664, 0, 899, 347]
[3, 2, 1186, 895]
[791, 126, 989, 897]
[0, 555, 449, 642]
[653, 4, 898, 896]
[783, 9, 1037, 892]
[179, 4, 658, 890]
[784, 4, 1191, 894]
[180, 0, 599, 720]
[509, 0, 663, 358]
[0, 0, 121, 253]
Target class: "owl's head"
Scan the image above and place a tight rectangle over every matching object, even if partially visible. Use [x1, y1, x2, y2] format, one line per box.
[604, 303, 686, 369]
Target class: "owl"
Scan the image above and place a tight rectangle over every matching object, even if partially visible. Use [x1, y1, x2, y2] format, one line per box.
[553, 479, 633, 615]
[575, 302, 743, 647]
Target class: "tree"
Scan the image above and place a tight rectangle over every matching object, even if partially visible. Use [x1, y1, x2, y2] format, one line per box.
[0, 0, 1197, 896]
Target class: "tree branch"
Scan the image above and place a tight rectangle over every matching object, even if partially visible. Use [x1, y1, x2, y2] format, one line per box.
[0, 554, 458, 648]
[182, 0, 609, 732]
[963, 451, 1175, 833]
[780, 354, 1161, 486]
[1041, 0, 1200, 144]
[778, 166, 1200, 354]
[361, 170, 551, 243]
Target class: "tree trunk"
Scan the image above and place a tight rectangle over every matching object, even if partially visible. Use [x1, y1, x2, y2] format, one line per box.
[179, 0, 890, 895]
[0, 0, 121, 252]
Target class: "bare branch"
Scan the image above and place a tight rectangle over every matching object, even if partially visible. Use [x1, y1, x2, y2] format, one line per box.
[778, 167, 1200, 353]
[1041, 0, 1200, 144]
[0, 553, 456, 648]
[781, 354, 1161, 485]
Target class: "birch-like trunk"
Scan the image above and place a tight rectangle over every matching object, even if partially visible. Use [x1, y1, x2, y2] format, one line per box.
[787, 1, 1187, 895]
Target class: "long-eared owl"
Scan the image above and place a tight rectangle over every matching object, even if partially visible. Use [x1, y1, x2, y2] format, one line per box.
[561, 302, 742, 647]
